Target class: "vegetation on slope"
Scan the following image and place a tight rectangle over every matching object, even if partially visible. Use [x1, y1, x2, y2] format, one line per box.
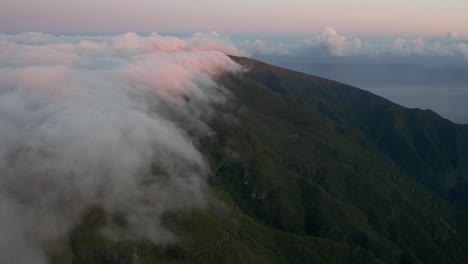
[57, 57, 468, 264]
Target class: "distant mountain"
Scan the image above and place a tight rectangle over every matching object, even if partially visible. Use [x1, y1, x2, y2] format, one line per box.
[60, 57, 468, 264]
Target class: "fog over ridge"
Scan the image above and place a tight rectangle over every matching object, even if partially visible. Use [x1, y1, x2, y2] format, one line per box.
[0, 32, 243, 263]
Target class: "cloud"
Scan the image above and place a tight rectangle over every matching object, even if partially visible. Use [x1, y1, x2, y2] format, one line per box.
[318, 27, 362, 56]
[233, 28, 362, 57]
[455, 43, 468, 59]
[0, 32, 64, 45]
[0, 42, 79, 66]
[0, 32, 243, 263]
[189, 31, 245, 55]
[112, 31, 246, 57]
[446, 32, 459, 40]
[369, 35, 468, 60]
[235, 28, 468, 61]
[236, 38, 297, 56]
[387, 38, 428, 56]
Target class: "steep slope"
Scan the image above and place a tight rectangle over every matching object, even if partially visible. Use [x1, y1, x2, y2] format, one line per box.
[230, 56, 468, 208]
[59, 57, 468, 264]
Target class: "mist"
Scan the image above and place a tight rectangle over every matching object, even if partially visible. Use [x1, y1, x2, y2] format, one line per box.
[0, 32, 243, 263]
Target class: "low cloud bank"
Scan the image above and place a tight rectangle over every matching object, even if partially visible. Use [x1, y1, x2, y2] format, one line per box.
[0, 32, 243, 263]
[235, 28, 468, 60]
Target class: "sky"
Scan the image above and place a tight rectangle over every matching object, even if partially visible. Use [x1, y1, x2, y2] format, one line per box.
[1, 0, 468, 35]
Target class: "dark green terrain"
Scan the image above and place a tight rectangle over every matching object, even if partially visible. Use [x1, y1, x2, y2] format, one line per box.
[57, 57, 468, 264]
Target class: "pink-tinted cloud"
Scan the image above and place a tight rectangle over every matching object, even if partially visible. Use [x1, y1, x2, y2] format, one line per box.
[0, 32, 244, 263]
[319, 27, 362, 56]
[111, 32, 246, 56]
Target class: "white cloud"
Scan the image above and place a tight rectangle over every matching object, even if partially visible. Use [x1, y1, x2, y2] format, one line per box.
[319, 27, 350, 56]
[234, 28, 468, 60]
[446, 32, 459, 40]
[0, 32, 243, 263]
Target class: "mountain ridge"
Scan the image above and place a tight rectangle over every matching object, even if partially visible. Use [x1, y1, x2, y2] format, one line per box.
[229, 55, 468, 208]
[57, 56, 468, 264]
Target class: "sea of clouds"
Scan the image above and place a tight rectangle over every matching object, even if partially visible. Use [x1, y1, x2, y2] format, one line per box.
[0, 32, 244, 263]
[235, 27, 468, 59]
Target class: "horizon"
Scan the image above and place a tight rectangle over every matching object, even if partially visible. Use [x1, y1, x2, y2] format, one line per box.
[2, 31, 466, 38]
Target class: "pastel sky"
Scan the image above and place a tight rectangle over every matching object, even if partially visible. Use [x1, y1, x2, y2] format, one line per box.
[1, 0, 468, 35]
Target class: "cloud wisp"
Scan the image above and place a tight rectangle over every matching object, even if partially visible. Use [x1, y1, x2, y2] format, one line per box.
[0, 32, 243, 263]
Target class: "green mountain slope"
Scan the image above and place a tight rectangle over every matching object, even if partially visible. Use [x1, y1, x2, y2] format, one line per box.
[230, 56, 468, 209]
[58, 57, 468, 264]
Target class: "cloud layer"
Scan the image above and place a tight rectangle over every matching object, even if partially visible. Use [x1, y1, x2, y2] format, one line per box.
[235, 28, 468, 60]
[0, 32, 243, 263]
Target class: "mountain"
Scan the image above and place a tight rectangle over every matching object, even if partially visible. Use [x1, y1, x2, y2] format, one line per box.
[229, 56, 468, 208]
[56, 57, 468, 264]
